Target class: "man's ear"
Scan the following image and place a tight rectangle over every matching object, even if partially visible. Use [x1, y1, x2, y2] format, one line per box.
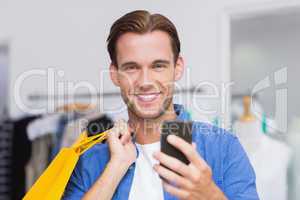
[109, 63, 120, 87]
[174, 56, 184, 81]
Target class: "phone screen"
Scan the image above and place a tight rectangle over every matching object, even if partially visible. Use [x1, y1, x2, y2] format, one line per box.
[160, 120, 193, 165]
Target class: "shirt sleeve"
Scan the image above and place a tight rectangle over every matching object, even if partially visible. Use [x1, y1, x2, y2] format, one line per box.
[61, 143, 110, 200]
[223, 136, 260, 200]
[61, 161, 86, 200]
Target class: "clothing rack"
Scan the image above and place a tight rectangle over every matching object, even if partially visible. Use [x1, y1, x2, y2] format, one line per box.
[231, 93, 258, 100]
[27, 86, 203, 102]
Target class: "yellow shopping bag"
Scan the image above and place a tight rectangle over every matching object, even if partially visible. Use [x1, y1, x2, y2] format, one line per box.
[23, 130, 108, 200]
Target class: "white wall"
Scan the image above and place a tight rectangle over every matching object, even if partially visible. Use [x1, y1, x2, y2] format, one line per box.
[0, 0, 294, 119]
[231, 10, 300, 121]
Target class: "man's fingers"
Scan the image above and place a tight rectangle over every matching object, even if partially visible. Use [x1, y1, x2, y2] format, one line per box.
[153, 164, 193, 190]
[120, 134, 132, 145]
[162, 181, 190, 199]
[107, 120, 122, 142]
[118, 120, 132, 145]
[109, 119, 132, 145]
[167, 135, 207, 168]
[107, 126, 121, 149]
[153, 151, 191, 178]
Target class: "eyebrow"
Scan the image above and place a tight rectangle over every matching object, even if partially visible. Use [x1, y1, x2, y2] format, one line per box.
[120, 59, 171, 69]
[152, 60, 170, 65]
[120, 62, 140, 69]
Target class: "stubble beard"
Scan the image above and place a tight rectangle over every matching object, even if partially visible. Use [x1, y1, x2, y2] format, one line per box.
[122, 92, 173, 121]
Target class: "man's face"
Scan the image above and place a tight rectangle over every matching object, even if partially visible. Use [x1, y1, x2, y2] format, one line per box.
[110, 31, 184, 119]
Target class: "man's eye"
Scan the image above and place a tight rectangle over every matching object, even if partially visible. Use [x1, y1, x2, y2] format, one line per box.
[153, 64, 166, 69]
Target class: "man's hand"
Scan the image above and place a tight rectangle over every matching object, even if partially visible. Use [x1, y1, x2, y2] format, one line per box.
[82, 120, 137, 200]
[107, 119, 137, 168]
[153, 135, 227, 200]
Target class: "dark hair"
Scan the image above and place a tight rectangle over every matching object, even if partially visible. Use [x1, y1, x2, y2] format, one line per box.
[107, 10, 181, 66]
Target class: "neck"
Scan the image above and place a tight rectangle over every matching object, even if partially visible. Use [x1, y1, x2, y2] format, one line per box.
[128, 104, 177, 144]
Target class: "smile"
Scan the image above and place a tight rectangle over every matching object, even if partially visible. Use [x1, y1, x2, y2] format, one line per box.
[135, 93, 161, 102]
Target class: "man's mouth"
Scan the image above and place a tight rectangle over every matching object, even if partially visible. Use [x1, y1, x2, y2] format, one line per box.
[134, 93, 161, 103]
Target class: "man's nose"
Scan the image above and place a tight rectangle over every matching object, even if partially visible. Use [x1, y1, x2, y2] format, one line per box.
[137, 68, 153, 85]
[136, 68, 155, 91]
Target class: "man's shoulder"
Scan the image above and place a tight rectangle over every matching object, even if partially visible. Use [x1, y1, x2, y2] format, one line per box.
[191, 121, 244, 168]
[191, 121, 238, 146]
[64, 142, 110, 196]
[79, 142, 110, 164]
[75, 142, 110, 180]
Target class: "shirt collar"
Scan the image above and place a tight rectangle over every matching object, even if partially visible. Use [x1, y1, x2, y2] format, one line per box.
[174, 104, 191, 121]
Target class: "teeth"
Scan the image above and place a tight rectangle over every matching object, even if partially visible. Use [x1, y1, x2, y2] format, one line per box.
[137, 94, 159, 102]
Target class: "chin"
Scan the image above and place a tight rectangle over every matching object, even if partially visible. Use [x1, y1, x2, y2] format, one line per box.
[124, 93, 173, 119]
[135, 109, 164, 119]
[129, 103, 162, 118]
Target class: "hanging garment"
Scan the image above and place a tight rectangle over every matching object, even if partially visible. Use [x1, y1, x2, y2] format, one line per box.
[12, 115, 41, 200]
[50, 114, 69, 160]
[26, 112, 83, 160]
[0, 118, 13, 200]
[26, 113, 63, 141]
[25, 113, 65, 191]
[25, 134, 53, 191]
[233, 120, 291, 200]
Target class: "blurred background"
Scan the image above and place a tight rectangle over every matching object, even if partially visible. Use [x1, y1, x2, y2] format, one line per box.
[0, 0, 299, 199]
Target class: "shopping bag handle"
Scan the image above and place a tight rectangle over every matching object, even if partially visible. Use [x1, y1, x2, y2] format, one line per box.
[73, 130, 109, 155]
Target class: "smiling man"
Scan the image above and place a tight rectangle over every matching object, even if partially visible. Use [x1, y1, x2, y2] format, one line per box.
[63, 10, 259, 200]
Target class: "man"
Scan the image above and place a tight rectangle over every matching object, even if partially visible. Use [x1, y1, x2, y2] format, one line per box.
[63, 10, 259, 200]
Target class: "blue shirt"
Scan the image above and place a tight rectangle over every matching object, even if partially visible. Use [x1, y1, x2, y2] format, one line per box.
[63, 104, 259, 200]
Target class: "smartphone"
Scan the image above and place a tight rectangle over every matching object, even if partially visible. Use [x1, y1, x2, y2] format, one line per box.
[160, 120, 193, 166]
